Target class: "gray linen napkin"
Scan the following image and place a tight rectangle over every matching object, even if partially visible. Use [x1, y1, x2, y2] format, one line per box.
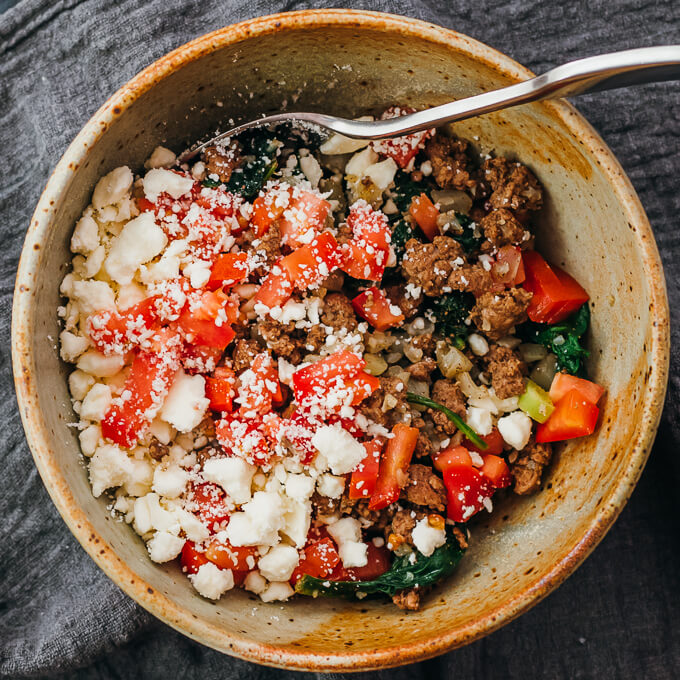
[1, 0, 679, 678]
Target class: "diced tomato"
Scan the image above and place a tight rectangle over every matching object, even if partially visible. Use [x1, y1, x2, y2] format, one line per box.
[251, 190, 287, 237]
[492, 245, 526, 287]
[371, 106, 434, 169]
[205, 365, 235, 412]
[443, 466, 494, 523]
[369, 423, 419, 510]
[339, 201, 391, 281]
[290, 537, 340, 585]
[480, 454, 512, 488]
[180, 541, 210, 575]
[208, 252, 249, 290]
[432, 445, 472, 473]
[87, 296, 159, 355]
[535, 389, 600, 443]
[232, 570, 249, 586]
[463, 428, 505, 455]
[278, 190, 331, 248]
[178, 289, 237, 349]
[351, 287, 405, 331]
[409, 193, 439, 241]
[182, 344, 223, 374]
[281, 410, 319, 464]
[205, 540, 258, 571]
[101, 329, 182, 448]
[191, 482, 231, 530]
[328, 542, 392, 582]
[346, 371, 381, 406]
[349, 439, 383, 499]
[261, 411, 284, 444]
[279, 232, 341, 290]
[292, 350, 364, 400]
[215, 414, 272, 465]
[236, 353, 280, 416]
[549, 372, 604, 406]
[254, 264, 295, 308]
[522, 251, 589, 324]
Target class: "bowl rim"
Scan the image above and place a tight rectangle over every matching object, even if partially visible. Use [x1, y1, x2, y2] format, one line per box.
[11, 8, 670, 671]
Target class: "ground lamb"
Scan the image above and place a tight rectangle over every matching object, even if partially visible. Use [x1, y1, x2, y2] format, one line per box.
[470, 288, 532, 340]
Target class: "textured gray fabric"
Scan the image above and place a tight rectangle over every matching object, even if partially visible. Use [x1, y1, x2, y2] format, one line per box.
[1, 0, 679, 678]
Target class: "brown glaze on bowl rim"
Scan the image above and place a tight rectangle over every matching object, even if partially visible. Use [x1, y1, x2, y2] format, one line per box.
[11, 9, 669, 671]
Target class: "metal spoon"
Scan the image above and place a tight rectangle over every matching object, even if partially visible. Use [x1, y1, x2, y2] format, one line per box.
[179, 46, 680, 162]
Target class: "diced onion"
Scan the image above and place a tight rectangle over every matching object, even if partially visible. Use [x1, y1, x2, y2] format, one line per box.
[436, 341, 473, 378]
[457, 371, 487, 399]
[496, 335, 522, 349]
[385, 366, 411, 385]
[366, 331, 395, 353]
[403, 340, 424, 364]
[408, 380, 430, 412]
[530, 353, 558, 391]
[518, 343, 548, 363]
[364, 353, 388, 376]
[430, 189, 473, 215]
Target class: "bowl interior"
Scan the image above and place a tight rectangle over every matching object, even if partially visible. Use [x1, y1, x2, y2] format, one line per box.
[14, 13, 668, 670]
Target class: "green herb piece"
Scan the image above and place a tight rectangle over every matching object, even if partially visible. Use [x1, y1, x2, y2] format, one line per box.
[201, 177, 222, 188]
[225, 130, 279, 199]
[517, 379, 555, 423]
[391, 171, 434, 214]
[448, 213, 483, 254]
[518, 304, 590, 376]
[422, 292, 475, 340]
[294, 538, 465, 599]
[406, 392, 487, 449]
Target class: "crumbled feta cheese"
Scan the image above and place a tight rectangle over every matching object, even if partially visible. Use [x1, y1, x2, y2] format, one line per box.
[70, 280, 116, 315]
[79, 424, 101, 457]
[317, 473, 345, 499]
[364, 158, 398, 190]
[202, 457, 256, 505]
[105, 212, 168, 284]
[183, 259, 212, 289]
[70, 215, 100, 255]
[77, 350, 125, 377]
[59, 330, 90, 362]
[160, 370, 209, 433]
[145, 146, 177, 170]
[467, 406, 494, 436]
[319, 125, 371, 154]
[225, 491, 284, 546]
[497, 411, 533, 450]
[124, 458, 154, 497]
[311, 424, 366, 475]
[259, 581, 294, 603]
[411, 518, 447, 557]
[327, 516, 361, 544]
[468, 333, 489, 356]
[257, 545, 299, 582]
[277, 357, 297, 386]
[149, 417, 173, 446]
[92, 166, 133, 209]
[88, 444, 133, 497]
[338, 540, 368, 568]
[143, 168, 193, 202]
[280, 498, 311, 548]
[175, 508, 210, 542]
[152, 464, 189, 499]
[244, 570, 268, 595]
[299, 154, 323, 187]
[345, 147, 379, 176]
[133, 492, 179, 534]
[69, 369, 95, 400]
[147, 530, 184, 563]
[284, 473, 315, 501]
[80, 382, 112, 422]
[189, 562, 234, 600]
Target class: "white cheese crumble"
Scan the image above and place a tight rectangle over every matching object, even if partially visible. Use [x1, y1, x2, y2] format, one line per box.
[202, 457, 256, 505]
[143, 168, 193, 202]
[257, 545, 300, 582]
[160, 371, 209, 433]
[411, 518, 447, 557]
[497, 411, 533, 450]
[311, 424, 366, 475]
[189, 562, 235, 600]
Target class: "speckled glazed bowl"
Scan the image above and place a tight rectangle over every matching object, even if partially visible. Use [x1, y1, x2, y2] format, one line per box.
[12, 9, 669, 671]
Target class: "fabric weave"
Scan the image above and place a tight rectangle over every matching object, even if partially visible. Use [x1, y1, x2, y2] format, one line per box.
[1, 0, 679, 678]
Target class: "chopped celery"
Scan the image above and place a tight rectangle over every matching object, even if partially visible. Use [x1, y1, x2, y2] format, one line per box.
[518, 379, 555, 423]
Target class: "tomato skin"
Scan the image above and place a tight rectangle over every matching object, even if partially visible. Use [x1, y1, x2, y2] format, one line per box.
[409, 193, 439, 240]
[432, 445, 472, 473]
[191, 482, 231, 530]
[278, 190, 332, 248]
[522, 251, 589, 324]
[254, 265, 295, 308]
[181, 541, 210, 575]
[351, 287, 405, 332]
[87, 296, 159, 355]
[339, 201, 391, 281]
[178, 290, 237, 349]
[292, 350, 364, 400]
[182, 344, 224, 374]
[101, 330, 182, 448]
[369, 423, 419, 510]
[328, 542, 392, 582]
[208, 252, 249, 290]
[279, 232, 341, 290]
[443, 466, 494, 522]
[371, 105, 434, 169]
[215, 414, 272, 465]
[462, 428, 505, 455]
[237, 353, 280, 416]
[251, 192, 286, 237]
[491, 245, 526, 287]
[205, 365, 235, 412]
[205, 540, 258, 571]
[349, 439, 384, 499]
[480, 454, 512, 488]
[535, 389, 600, 443]
[290, 537, 340, 585]
[549, 372, 604, 406]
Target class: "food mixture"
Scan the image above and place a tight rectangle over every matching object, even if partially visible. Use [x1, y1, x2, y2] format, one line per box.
[58, 106, 604, 609]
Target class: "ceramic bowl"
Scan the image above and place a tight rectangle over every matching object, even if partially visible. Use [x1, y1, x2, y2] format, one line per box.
[12, 9, 669, 671]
